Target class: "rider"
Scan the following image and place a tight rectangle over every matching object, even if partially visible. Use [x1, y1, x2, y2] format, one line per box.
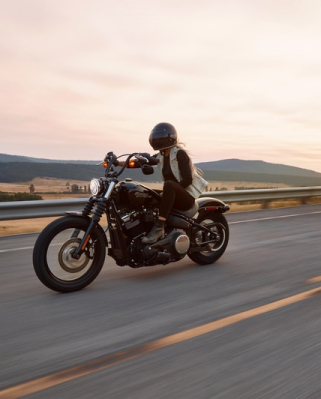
[142, 122, 208, 244]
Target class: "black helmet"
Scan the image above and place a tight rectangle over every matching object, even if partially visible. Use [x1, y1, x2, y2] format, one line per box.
[149, 122, 178, 151]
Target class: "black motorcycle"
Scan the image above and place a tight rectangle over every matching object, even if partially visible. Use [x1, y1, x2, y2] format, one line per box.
[33, 151, 230, 293]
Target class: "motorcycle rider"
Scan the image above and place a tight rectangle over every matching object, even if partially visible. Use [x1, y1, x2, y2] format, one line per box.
[142, 122, 208, 244]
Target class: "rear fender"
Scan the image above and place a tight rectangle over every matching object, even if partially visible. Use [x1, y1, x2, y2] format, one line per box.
[196, 197, 230, 214]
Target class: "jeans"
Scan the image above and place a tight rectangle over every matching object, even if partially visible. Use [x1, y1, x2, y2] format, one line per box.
[159, 180, 195, 219]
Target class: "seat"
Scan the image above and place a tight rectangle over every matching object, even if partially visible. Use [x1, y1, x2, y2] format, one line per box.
[172, 202, 199, 218]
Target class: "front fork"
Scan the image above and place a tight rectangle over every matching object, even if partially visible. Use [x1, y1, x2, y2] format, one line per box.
[72, 181, 116, 259]
[72, 199, 107, 259]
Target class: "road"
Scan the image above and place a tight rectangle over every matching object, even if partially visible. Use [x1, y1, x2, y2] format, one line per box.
[1, 205, 321, 398]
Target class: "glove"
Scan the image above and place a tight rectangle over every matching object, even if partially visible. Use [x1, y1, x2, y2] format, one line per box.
[140, 153, 159, 165]
[135, 154, 149, 164]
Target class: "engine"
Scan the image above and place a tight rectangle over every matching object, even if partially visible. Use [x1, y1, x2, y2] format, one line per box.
[146, 230, 190, 258]
[127, 230, 190, 267]
[112, 181, 190, 267]
[112, 179, 160, 240]
[119, 207, 155, 239]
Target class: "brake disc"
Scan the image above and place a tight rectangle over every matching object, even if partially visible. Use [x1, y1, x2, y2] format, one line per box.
[58, 238, 90, 273]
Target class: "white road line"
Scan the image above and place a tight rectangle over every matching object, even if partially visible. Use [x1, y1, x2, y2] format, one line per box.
[229, 210, 321, 224]
[0, 243, 61, 253]
[0, 246, 34, 253]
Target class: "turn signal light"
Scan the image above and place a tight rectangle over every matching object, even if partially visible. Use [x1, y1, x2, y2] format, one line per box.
[128, 160, 137, 168]
[103, 161, 108, 168]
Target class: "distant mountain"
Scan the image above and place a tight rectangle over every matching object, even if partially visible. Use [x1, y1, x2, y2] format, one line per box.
[0, 153, 98, 164]
[2, 153, 321, 175]
[197, 159, 321, 178]
[0, 160, 162, 184]
[196, 159, 321, 186]
[1, 153, 321, 186]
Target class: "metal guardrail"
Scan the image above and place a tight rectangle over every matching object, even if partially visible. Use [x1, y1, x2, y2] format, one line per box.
[0, 198, 88, 221]
[201, 186, 321, 204]
[1, 187, 321, 221]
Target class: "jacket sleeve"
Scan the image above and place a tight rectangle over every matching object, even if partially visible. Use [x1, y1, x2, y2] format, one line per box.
[177, 150, 193, 188]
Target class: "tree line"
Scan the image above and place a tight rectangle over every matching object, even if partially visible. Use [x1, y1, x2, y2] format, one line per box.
[1, 161, 321, 187]
[0, 192, 43, 202]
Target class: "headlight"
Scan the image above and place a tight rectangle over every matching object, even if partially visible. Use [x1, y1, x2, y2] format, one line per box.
[90, 179, 101, 195]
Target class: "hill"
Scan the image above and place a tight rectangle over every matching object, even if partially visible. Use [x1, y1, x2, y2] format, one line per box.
[201, 170, 321, 187]
[197, 159, 321, 178]
[1, 153, 321, 186]
[0, 153, 97, 164]
[0, 161, 163, 184]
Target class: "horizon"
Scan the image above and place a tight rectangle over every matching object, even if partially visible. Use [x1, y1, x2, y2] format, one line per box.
[2, 152, 321, 174]
[1, 2, 321, 172]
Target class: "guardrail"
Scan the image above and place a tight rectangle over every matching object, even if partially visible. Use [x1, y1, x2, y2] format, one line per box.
[0, 198, 88, 221]
[201, 186, 321, 206]
[1, 187, 321, 221]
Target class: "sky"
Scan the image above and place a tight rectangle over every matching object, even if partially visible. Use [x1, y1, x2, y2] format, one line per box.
[1, 0, 321, 171]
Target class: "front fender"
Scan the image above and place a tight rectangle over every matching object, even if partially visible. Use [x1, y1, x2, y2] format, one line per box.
[196, 197, 230, 213]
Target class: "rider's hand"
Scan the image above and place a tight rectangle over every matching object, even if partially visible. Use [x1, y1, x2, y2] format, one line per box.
[140, 153, 159, 165]
[140, 152, 150, 158]
[135, 154, 149, 164]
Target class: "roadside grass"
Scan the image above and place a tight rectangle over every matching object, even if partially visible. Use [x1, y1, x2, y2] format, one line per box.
[0, 217, 60, 237]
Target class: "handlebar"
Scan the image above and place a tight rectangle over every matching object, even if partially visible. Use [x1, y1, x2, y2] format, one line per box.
[103, 152, 158, 178]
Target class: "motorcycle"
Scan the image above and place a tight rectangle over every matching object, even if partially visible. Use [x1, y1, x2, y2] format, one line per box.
[33, 151, 230, 293]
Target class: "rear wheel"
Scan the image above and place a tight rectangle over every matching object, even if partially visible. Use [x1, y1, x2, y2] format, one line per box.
[188, 213, 229, 265]
[33, 216, 106, 293]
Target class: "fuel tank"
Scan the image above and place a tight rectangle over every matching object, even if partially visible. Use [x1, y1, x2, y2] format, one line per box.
[114, 181, 160, 208]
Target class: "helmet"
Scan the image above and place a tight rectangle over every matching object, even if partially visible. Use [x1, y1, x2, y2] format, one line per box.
[149, 122, 178, 151]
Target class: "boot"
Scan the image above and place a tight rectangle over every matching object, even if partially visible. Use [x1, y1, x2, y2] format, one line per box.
[142, 219, 165, 244]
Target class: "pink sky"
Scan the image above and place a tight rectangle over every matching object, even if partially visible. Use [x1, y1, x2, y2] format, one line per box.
[1, 0, 321, 171]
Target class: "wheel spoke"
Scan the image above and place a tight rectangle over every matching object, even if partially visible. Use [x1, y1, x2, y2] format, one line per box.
[199, 220, 225, 254]
[188, 213, 229, 265]
[33, 215, 106, 292]
[47, 229, 93, 281]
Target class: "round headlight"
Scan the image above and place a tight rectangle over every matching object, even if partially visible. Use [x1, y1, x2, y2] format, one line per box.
[90, 179, 101, 195]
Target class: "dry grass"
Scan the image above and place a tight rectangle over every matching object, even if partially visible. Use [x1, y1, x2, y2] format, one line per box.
[0, 178, 307, 237]
[0, 178, 90, 236]
[0, 177, 90, 195]
[0, 217, 60, 236]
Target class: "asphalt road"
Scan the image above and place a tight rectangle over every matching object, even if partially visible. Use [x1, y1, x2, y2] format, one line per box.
[1, 205, 321, 398]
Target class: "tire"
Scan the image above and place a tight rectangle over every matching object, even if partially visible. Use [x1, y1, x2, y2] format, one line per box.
[33, 216, 106, 293]
[188, 212, 229, 265]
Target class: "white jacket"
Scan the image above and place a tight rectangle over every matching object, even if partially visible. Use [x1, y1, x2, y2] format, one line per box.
[157, 146, 208, 199]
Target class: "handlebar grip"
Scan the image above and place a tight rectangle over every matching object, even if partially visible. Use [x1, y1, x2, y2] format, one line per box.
[140, 153, 159, 165]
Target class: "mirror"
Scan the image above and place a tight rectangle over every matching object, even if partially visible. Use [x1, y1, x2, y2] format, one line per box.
[142, 165, 154, 175]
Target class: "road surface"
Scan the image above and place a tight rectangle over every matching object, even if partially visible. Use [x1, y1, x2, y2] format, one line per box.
[1, 205, 321, 398]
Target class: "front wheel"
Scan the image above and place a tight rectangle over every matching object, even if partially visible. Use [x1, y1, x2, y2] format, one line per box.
[33, 216, 106, 293]
[188, 212, 229, 265]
